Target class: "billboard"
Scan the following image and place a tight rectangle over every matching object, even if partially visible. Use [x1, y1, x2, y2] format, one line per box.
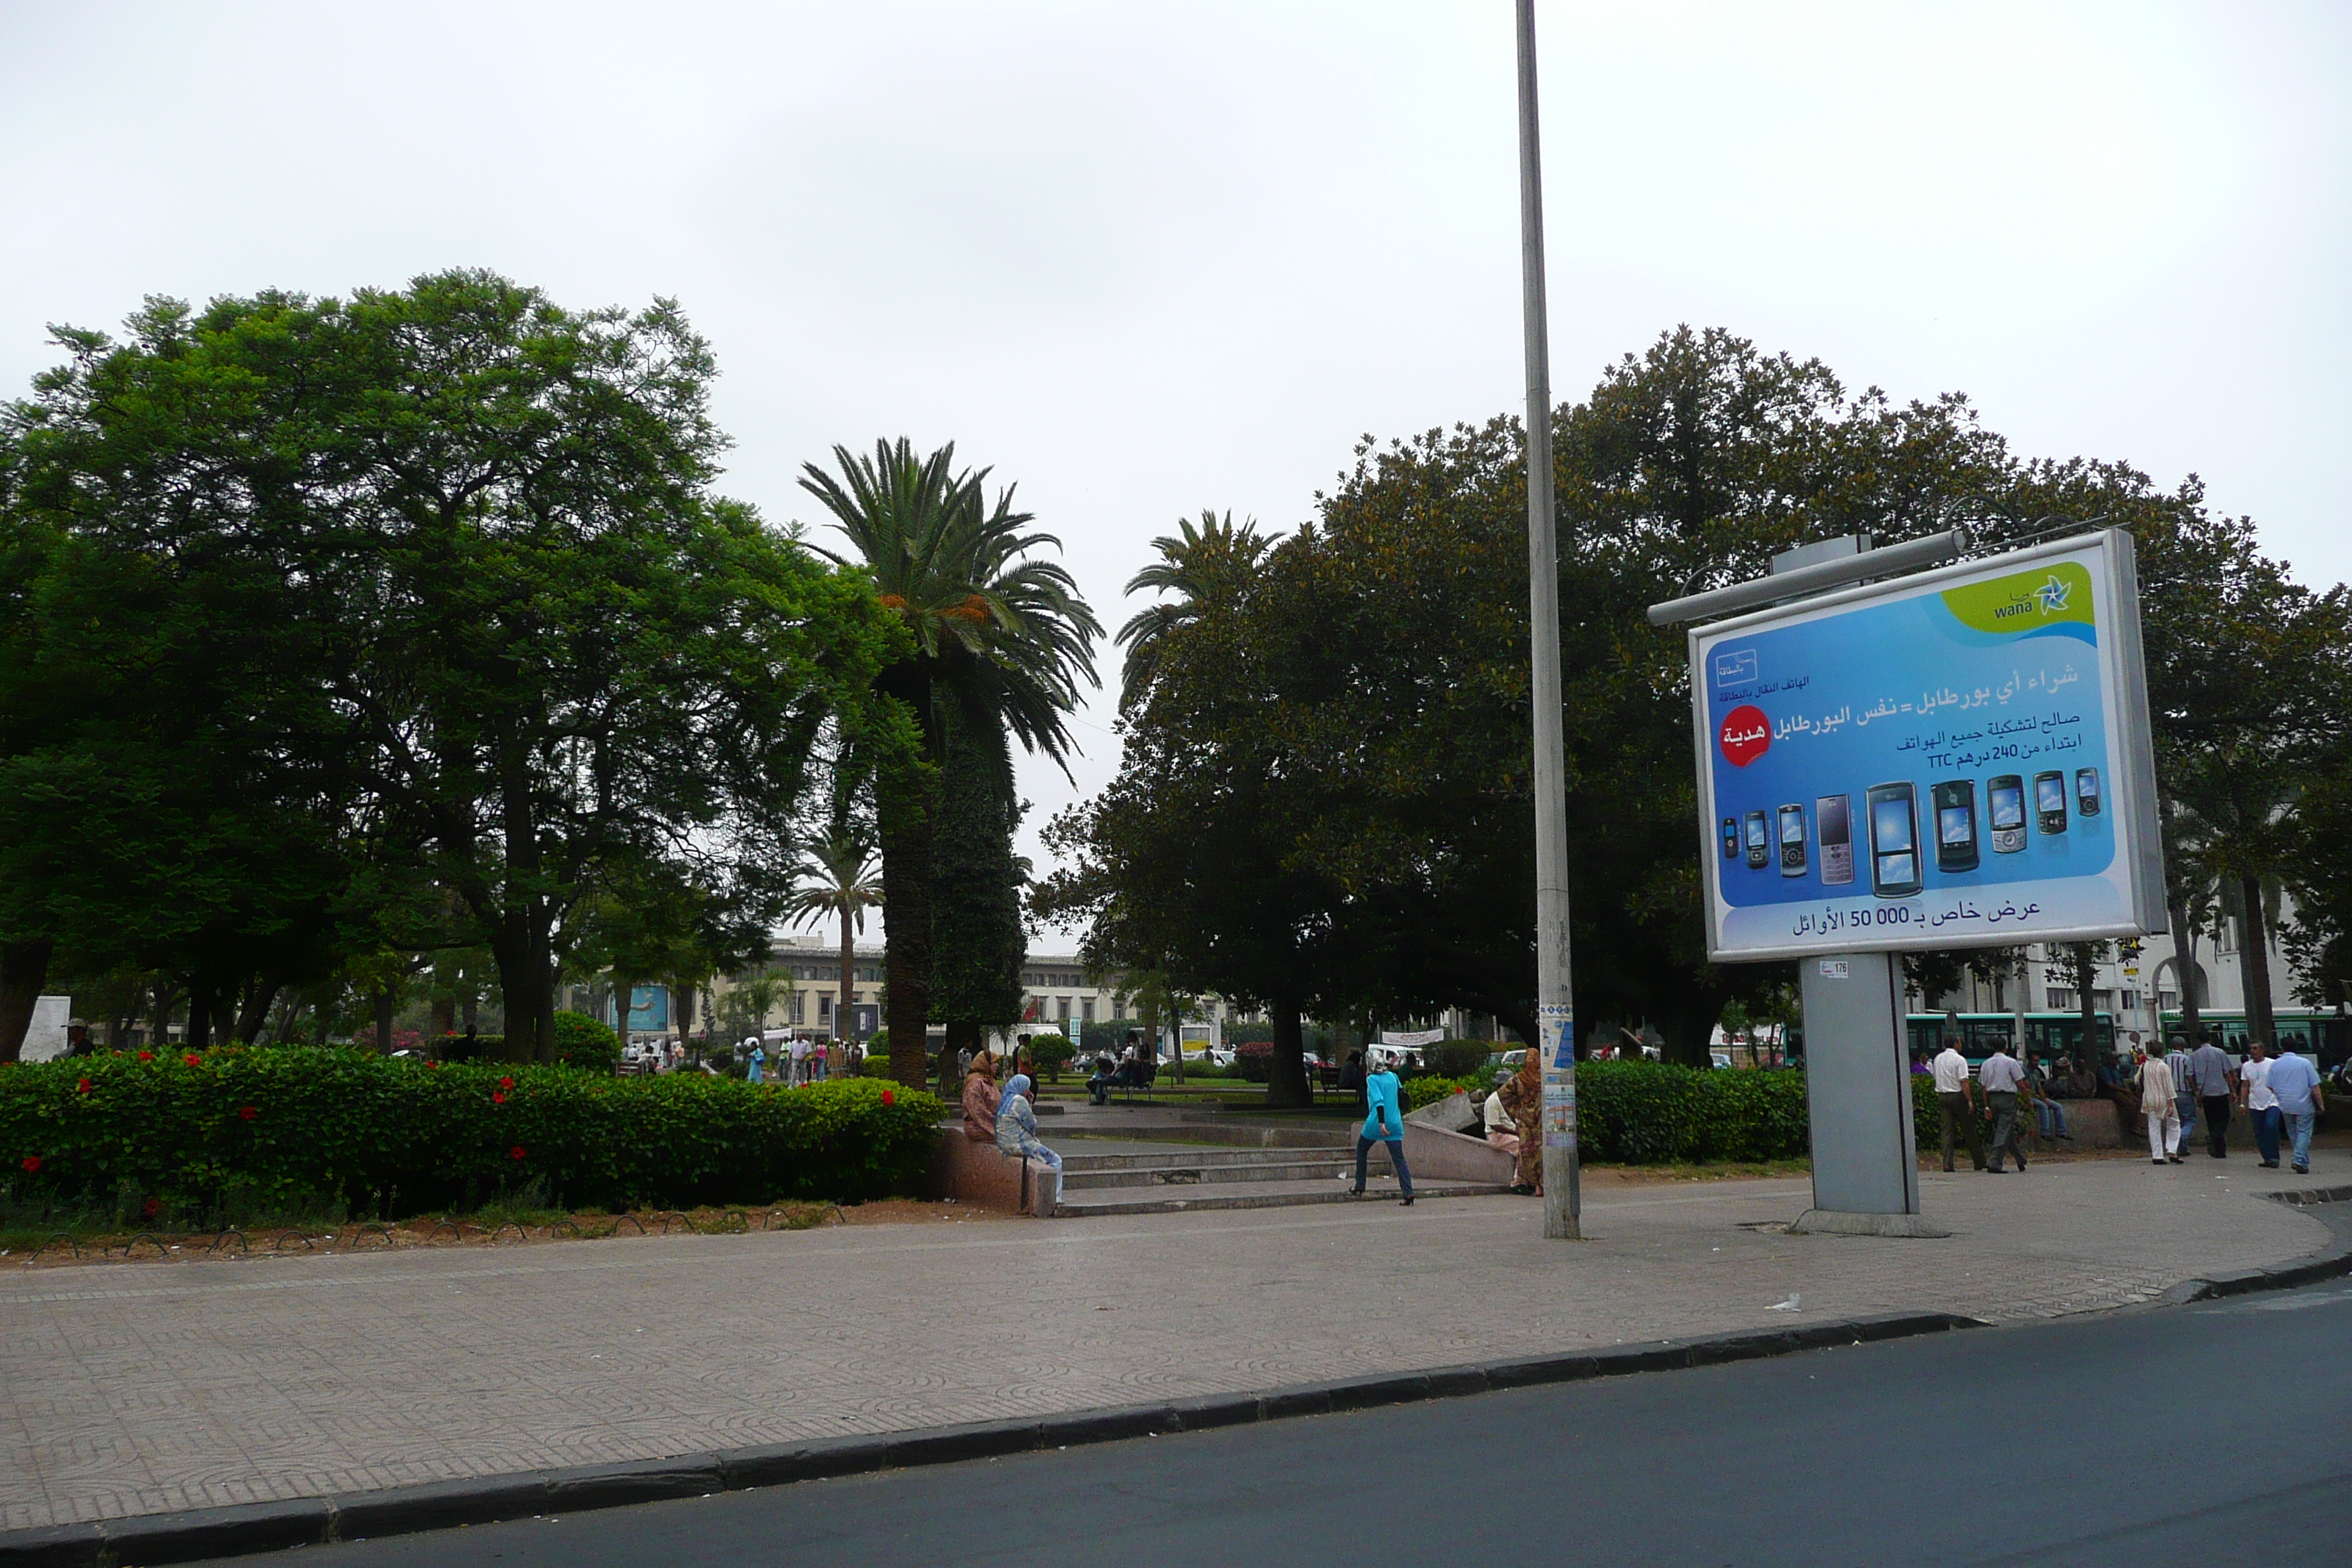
[1689, 529, 2165, 962]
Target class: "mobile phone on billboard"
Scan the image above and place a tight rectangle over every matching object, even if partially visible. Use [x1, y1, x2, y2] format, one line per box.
[1816, 793, 1853, 886]
[1988, 774, 2026, 853]
[1721, 816, 1740, 859]
[1931, 778, 1978, 873]
[2075, 767, 2100, 818]
[1866, 783, 1922, 899]
[1776, 803, 1806, 878]
[1743, 811, 1769, 870]
[2035, 770, 2067, 834]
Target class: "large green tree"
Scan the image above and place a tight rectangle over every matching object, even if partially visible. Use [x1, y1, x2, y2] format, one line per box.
[1, 272, 900, 1061]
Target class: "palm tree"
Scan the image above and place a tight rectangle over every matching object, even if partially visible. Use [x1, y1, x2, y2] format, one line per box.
[1116, 510, 1268, 712]
[785, 829, 883, 1055]
[800, 439, 1101, 1088]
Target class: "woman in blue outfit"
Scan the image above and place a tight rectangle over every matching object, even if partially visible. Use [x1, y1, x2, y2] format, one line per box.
[1352, 1053, 1416, 1205]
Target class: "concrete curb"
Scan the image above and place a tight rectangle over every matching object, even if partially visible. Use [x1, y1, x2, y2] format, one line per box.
[0, 1311, 1978, 1566]
[2156, 1186, 2352, 1306]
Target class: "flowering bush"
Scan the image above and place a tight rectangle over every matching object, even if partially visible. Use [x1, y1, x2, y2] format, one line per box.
[0, 1046, 942, 1215]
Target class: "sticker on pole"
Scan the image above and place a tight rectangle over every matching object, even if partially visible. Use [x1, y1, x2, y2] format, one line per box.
[1539, 1003, 1577, 1149]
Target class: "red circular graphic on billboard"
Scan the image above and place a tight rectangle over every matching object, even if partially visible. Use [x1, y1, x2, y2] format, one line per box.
[1718, 704, 1771, 768]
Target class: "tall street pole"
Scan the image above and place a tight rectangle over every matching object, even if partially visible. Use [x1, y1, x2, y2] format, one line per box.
[1517, 0, 1579, 1240]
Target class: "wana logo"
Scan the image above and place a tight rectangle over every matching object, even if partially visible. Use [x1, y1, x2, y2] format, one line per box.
[1712, 647, 1757, 690]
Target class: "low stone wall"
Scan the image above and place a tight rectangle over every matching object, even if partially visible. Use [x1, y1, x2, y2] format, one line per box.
[927, 1129, 1035, 1215]
[1403, 1091, 1518, 1184]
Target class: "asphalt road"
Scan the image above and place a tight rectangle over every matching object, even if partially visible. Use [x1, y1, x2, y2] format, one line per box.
[210, 1268, 2352, 1568]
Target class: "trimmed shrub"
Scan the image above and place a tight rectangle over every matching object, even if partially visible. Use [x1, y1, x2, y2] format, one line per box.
[1403, 1074, 1481, 1111]
[550, 1010, 622, 1074]
[1572, 1062, 1812, 1164]
[1235, 1039, 1274, 1082]
[0, 1046, 943, 1215]
[1026, 1033, 1077, 1082]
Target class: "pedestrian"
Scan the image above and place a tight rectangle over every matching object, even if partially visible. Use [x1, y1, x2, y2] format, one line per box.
[2264, 1047, 2324, 1175]
[2239, 1039, 2282, 1168]
[745, 1036, 766, 1085]
[961, 1051, 1000, 1143]
[789, 1033, 813, 1088]
[1352, 1052, 1415, 1205]
[2136, 1046, 2182, 1164]
[1931, 1033, 1986, 1173]
[2025, 1059, 2070, 1141]
[2163, 1034, 2200, 1156]
[2187, 1032, 2236, 1157]
[1496, 1051, 1542, 1194]
[1979, 1039, 2029, 1173]
[992, 1073, 1063, 1215]
[811, 1037, 827, 1082]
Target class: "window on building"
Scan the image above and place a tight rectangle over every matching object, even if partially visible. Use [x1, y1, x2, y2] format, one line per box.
[1081, 996, 1094, 1023]
[2157, 988, 2179, 1011]
[1057, 996, 1071, 1022]
[2047, 987, 2076, 1011]
[818, 995, 832, 1022]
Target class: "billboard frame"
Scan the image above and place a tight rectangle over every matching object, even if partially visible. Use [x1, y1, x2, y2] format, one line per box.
[1685, 528, 2166, 964]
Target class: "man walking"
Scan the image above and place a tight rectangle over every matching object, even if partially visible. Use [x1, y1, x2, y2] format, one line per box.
[1932, 1033, 1985, 1172]
[2264, 1047, 2325, 1175]
[2187, 1031, 2236, 1157]
[2163, 1034, 2199, 1156]
[2137, 1045, 2182, 1164]
[1979, 1039, 2029, 1173]
[2239, 1039, 2282, 1168]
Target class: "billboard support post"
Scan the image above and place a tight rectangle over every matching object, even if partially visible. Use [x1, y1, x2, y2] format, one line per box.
[1767, 540, 1937, 1235]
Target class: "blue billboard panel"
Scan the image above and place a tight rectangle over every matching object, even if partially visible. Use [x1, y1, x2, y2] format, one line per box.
[1691, 532, 2164, 961]
[627, 984, 669, 1032]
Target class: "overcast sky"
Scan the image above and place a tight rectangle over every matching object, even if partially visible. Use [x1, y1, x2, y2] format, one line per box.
[4, 2, 2344, 947]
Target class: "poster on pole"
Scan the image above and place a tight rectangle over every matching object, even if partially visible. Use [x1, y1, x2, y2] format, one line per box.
[1689, 529, 2165, 962]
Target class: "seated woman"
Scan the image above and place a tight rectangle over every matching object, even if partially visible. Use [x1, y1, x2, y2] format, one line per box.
[993, 1074, 1063, 1214]
[1087, 1055, 1115, 1106]
[962, 1052, 1000, 1143]
[1482, 1085, 1521, 1157]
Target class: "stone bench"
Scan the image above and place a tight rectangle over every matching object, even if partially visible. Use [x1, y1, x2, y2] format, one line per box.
[927, 1129, 1051, 1215]
[1401, 1091, 1518, 1184]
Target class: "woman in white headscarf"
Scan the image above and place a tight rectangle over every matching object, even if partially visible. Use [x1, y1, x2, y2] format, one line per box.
[992, 1074, 1063, 1215]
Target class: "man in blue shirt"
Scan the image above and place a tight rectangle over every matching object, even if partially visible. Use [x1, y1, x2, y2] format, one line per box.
[2264, 1049, 2326, 1175]
[1351, 1052, 1417, 1207]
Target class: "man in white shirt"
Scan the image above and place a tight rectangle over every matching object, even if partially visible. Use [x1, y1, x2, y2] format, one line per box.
[788, 1033, 813, 1088]
[2238, 1039, 2281, 1168]
[1978, 1042, 2029, 1173]
[1931, 1036, 1985, 1173]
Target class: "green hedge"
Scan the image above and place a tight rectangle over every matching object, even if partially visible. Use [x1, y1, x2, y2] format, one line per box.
[0, 1046, 943, 1215]
[1570, 1063, 1812, 1164]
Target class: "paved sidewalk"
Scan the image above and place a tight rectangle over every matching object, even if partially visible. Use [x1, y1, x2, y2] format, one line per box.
[1, 1153, 2342, 1533]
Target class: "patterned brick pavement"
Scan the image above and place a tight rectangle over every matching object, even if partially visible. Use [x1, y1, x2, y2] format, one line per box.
[0, 1152, 2340, 1531]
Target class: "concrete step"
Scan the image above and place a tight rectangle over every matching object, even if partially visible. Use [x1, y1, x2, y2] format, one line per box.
[1059, 1123, 1357, 1150]
[1059, 1158, 1386, 1191]
[1054, 1176, 1512, 1218]
[1058, 1145, 1362, 1173]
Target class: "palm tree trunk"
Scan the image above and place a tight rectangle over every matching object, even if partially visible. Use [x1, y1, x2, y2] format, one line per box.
[880, 783, 933, 1090]
[2239, 875, 2277, 1049]
[837, 912, 856, 1057]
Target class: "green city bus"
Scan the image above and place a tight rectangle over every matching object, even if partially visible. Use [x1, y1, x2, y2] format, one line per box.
[2156, 1010, 2350, 1066]
[1787, 1011, 2115, 1067]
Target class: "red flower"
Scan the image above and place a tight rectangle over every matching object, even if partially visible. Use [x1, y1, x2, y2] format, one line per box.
[881, 1088, 894, 1107]
[18, 1156, 37, 1173]
[137, 1051, 154, 1061]
[76, 1077, 91, 1094]
[183, 1053, 200, 1067]
[492, 1091, 507, 1104]
[143, 1196, 161, 1218]
[499, 1076, 514, 1090]
[238, 1105, 258, 1121]
[428, 1060, 442, 1069]
[508, 1145, 526, 1161]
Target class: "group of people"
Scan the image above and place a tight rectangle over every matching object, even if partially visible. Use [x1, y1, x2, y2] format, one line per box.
[1927, 1027, 2331, 1177]
[742, 1034, 837, 1087]
[960, 1051, 1063, 1213]
[1927, 1036, 2069, 1174]
[2131, 1032, 2326, 1172]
